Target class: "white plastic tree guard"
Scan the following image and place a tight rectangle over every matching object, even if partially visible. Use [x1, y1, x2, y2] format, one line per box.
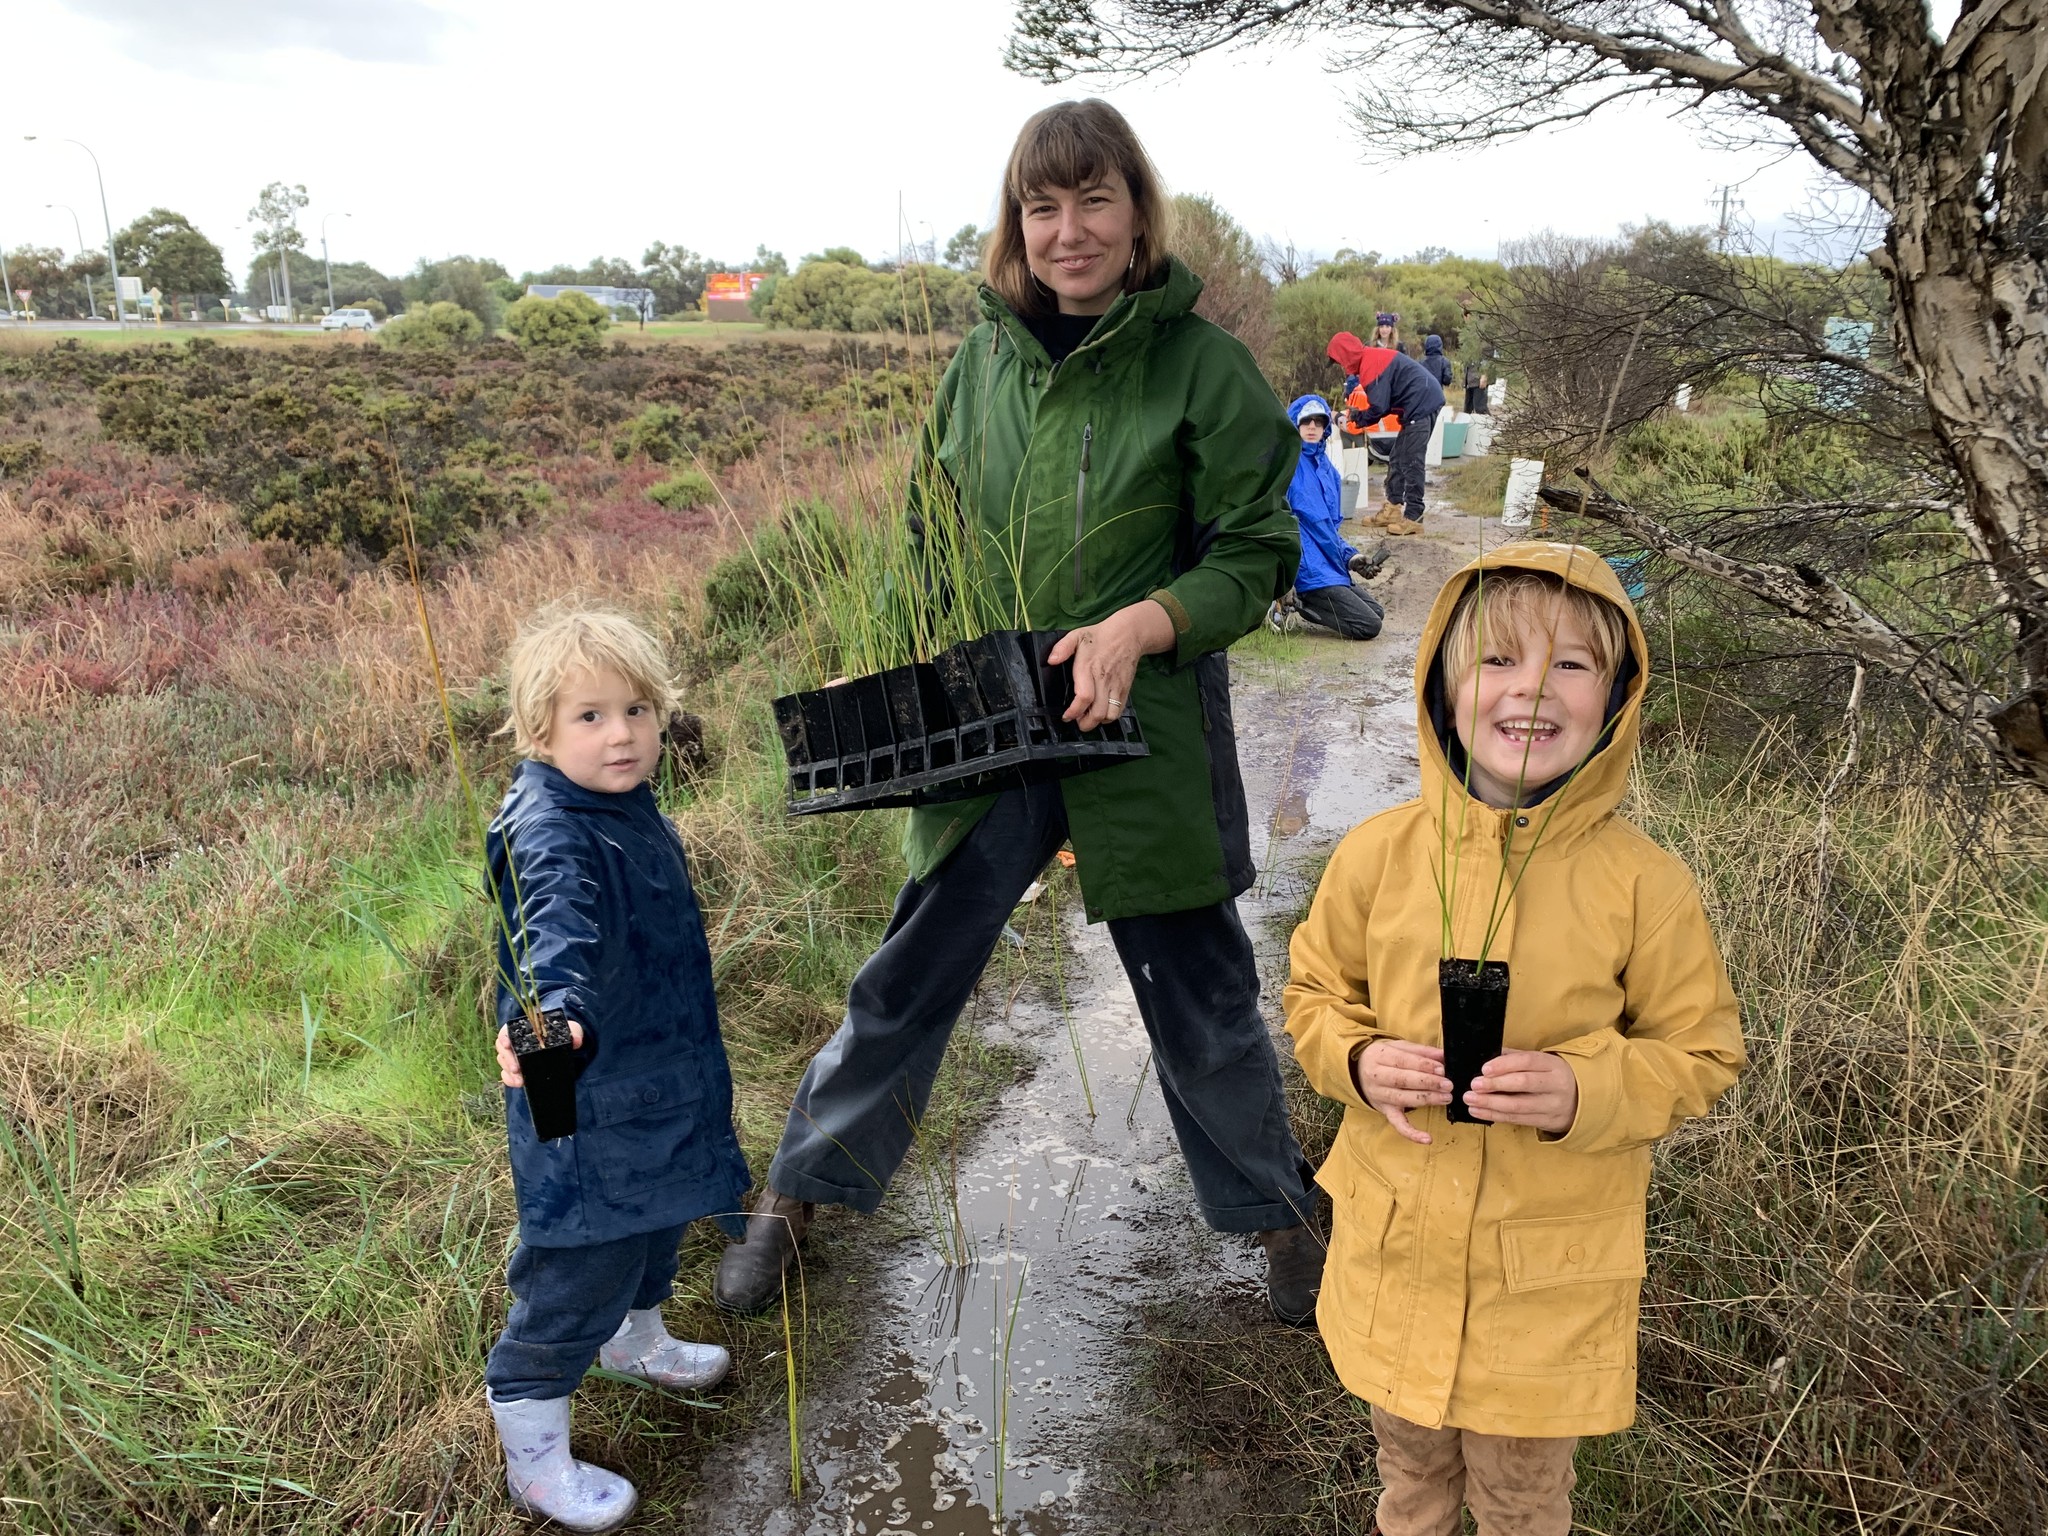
[1501, 458, 1544, 527]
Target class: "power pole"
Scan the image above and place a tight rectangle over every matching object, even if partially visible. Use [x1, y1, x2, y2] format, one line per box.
[49, 204, 98, 317]
[1710, 184, 1744, 251]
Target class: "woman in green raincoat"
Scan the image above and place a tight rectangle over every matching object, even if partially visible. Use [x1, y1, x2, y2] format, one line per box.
[715, 99, 1323, 1325]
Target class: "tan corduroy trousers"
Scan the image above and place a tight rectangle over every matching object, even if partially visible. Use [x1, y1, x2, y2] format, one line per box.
[1371, 1407, 1579, 1536]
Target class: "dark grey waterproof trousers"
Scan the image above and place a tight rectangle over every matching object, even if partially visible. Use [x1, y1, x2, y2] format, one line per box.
[768, 782, 1313, 1234]
[485, 1222, 686, 1401]
[1299, 581, 1386, 640]
[1384, 409, 1437, 521]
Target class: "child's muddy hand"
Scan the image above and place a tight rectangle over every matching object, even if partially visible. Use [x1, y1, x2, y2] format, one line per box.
[1462, 1050, 1579, 1134]
[1355, 1039, 1454, 1145]
[495, 1020, 585, 1089]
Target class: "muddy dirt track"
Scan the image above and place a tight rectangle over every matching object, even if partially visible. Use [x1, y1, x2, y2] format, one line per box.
[688, 501, 1492, 1535]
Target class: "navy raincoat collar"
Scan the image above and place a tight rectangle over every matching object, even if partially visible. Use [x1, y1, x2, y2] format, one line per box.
[500, 758, 657, 821]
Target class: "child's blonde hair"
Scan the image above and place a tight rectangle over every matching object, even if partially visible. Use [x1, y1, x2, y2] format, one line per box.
[502, 605, 678, 757]
[1440, 570, 1629, 687]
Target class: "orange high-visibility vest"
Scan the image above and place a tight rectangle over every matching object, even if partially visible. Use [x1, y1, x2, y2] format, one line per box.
[1342, 382, 1399, 438]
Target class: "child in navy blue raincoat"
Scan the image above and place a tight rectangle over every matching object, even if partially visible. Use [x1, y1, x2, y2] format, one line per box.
[481, 606, 751, 1532]
[1272, 394, 1384, 640]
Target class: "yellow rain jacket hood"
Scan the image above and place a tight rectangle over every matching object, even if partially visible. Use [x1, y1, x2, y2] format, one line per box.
[1284, 541, 1744, 1437]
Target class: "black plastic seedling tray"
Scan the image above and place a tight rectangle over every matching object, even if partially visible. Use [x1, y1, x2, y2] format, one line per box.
[773, 629, 1149, 815]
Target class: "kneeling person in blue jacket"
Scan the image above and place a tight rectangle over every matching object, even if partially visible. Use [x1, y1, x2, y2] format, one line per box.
[1274, 395, 1384, 640]
[483, 607, 752, 1532]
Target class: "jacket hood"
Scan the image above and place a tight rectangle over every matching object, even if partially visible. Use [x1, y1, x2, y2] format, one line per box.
[1327, 331, 1368, 375]
[1288, 393, 1333, 425]
[978, 255, 1205, 349]
[1424, 335, 1444, 356]
[1414, 541, 1649, 848]
[1329, 332, 1398, 388]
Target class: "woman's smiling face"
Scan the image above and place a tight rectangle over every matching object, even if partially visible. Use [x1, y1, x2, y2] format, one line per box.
[1021, 168, 1137, 316]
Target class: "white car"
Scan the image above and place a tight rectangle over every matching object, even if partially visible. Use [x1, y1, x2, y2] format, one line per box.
[320, 308, 377, 331]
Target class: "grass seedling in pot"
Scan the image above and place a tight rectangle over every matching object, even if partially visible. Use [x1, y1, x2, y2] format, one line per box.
[1428, 543, 1629, 1122]
[391, 467, 570, 1132]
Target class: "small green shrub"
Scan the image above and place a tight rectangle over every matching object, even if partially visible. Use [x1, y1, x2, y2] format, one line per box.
[0, 439, 46, 478]
[379, 301, 483, 350]
[504, 290, 609, 355]
[615, 403, 688, 463]
[649, 469, 716, 509]
[96, 375, 216, 457]
[702, 524, 799, 635]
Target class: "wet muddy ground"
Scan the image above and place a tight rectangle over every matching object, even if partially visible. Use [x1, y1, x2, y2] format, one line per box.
[689, 503, 1492, 1534]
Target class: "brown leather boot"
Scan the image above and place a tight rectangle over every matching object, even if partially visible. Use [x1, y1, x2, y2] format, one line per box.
[1258, 1223, 1327, 1327]
[1381, 503, 1421, 536]
[712, 1188, 813, 1314]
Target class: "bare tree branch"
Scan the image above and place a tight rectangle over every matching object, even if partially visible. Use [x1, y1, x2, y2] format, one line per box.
[1538, 469, 2045, 785]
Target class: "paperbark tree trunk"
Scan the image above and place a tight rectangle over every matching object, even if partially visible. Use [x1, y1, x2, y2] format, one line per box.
[1841, 0, 2048, 781]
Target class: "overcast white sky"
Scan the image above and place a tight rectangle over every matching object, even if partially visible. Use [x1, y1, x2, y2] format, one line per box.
[6, 0, 1849, 284]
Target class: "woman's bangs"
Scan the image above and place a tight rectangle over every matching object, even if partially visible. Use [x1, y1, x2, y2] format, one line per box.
[1009, 120, 1113, 202]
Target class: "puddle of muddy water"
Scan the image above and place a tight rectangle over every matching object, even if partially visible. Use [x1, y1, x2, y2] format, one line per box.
[695, 901, 1226, 1534]
[691, 513, 1486, 1535]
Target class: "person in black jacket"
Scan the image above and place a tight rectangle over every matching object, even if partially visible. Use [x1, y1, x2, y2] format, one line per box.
[482, 607, 752, 1532]
[1464, 355, 1490, 415]
[1330, 330, 1447, 534]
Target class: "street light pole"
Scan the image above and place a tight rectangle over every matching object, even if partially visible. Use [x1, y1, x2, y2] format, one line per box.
[47, 203, 98, 319]
[320, 211, 351, 313]
[25, 136, 125, 330]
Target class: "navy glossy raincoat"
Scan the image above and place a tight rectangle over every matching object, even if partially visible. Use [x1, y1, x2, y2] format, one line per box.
[1286, 394, 1354, 594]
[487, 759, 751, 1247]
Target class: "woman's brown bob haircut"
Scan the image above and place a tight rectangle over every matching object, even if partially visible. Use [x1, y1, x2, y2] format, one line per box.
[983, 99, 1175, 319]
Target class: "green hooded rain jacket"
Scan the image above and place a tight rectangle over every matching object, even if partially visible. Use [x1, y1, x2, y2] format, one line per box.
[902, 258, 1300, 922]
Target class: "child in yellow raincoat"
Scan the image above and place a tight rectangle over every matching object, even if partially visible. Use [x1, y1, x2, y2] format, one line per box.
[1284, 542, 1745, 1536]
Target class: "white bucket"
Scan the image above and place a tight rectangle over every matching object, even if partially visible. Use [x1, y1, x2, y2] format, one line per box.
[1424, 411, 1448, 467]
[1463, 419, 1494, 457]
[1487, 379, 1507, 412]
[1501, 458, 1544, 528]
[1673, 383, 1693, 412]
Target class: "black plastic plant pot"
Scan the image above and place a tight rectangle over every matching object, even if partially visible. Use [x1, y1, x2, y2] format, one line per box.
[771, 628, 1150, 816]
[1438, 959, 1510, 1125]
[508, 1007, 581, 1142]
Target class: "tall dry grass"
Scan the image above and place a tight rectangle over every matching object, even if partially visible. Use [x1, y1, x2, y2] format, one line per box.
[1602, 734, 2048, 1534]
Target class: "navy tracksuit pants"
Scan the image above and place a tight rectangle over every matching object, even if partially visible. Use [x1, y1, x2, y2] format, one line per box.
[1385, 410, 1437, 521]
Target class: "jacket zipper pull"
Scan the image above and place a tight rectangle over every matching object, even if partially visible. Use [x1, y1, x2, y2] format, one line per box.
[1072, 422, 1092, 598]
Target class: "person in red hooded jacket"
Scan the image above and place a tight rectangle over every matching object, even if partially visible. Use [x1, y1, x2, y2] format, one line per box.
[1329, 331, 1446, 536]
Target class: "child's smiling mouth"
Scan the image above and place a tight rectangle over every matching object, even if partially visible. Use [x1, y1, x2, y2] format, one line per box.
[1495, 718, 1561, 745]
